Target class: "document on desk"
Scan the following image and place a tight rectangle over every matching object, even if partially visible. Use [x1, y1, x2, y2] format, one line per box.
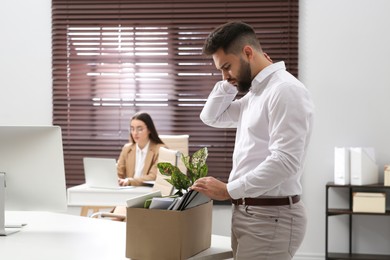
[119, 186, 135, 190]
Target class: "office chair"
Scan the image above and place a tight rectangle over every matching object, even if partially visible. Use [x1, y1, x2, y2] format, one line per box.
[159, 134, 189, 174]
[152, 146, 181, 196]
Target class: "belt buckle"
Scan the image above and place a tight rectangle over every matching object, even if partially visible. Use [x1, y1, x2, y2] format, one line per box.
[232, 199, 243, 205]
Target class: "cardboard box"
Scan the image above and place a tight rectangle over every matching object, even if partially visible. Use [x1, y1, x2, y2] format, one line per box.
[126, 200, 212, 260]
[352, 192, 386, 213]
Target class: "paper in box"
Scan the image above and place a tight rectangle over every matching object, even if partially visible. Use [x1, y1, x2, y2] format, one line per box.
[126, 200, 212, 260]
[352, 192, 386, 213]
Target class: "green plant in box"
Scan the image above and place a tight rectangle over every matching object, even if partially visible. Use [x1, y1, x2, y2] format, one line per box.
[157, 147, 208, 196]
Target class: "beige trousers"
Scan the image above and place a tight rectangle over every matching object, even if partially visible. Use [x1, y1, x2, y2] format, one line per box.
[231, 201, 307, 260]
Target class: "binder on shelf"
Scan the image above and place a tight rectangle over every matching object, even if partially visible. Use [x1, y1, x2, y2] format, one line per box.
[385, 165, 390, 187]
[334, 147, 350, 185]
[350, 147, 378, 185]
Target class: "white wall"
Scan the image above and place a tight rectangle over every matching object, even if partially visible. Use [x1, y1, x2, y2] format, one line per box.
[2, 0, 390, 258]
[0, 0, 52, 125]
[299, 0, 390, 258]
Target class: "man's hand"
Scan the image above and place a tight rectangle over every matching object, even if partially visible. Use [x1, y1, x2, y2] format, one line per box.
[191, 176, 231, 201]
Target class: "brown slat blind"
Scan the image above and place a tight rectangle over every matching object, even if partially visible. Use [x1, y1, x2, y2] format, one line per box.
[51, 0, 299, 187]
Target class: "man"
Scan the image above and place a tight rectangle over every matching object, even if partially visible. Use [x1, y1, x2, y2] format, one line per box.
[191, 21, 314, 259]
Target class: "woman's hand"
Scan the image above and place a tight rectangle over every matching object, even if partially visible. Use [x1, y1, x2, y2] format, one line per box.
[118, 178, 132, 186]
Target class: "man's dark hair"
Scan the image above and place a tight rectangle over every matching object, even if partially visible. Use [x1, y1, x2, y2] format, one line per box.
[202, 21, 262, 56]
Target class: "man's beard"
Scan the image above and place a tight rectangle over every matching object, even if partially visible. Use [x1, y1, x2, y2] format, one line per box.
[236, 58, 252, 93]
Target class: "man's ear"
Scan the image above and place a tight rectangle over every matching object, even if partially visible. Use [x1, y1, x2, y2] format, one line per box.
[242, 45, 253, 60]
[263, 52, 273, 63]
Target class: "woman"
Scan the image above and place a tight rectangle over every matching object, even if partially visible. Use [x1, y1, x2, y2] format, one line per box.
[117, 112, 166, 186]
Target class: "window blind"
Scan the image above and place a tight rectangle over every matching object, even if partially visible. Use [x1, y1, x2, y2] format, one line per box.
[52, 0, 299, 187]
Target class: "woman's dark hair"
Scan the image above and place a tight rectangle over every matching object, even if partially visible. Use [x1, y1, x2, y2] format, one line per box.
[130, 112, 164, 144]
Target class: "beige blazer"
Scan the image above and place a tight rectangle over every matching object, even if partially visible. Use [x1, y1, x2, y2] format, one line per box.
[117, 142, 166, 186]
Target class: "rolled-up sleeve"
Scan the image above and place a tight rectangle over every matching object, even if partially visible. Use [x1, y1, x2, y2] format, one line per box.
[200, 80, 240, 128]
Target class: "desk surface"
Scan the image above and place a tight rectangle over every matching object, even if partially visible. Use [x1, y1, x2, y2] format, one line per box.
[2, 211, 232, 260]
[67, 184, 154, 206]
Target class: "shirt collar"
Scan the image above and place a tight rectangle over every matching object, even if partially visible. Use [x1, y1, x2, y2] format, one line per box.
[136, 141, 150, 154]
[250, 61, 286, 92]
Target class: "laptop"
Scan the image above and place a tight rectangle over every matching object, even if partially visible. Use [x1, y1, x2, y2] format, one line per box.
[83, 157, 130, 189]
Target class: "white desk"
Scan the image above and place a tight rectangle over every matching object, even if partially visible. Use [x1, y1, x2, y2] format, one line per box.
[2, 211, 233, 260]
[67, 184, 153, 216]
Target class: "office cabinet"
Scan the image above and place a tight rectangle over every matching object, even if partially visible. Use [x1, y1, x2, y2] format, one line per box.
[325, 182, 390, 260]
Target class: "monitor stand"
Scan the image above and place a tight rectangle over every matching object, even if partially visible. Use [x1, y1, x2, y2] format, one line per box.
[0, 172, 22, 236]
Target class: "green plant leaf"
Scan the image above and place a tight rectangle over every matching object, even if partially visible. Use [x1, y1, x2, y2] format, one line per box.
[170, 170, 191, 193]
[182, 154, 192, 173]
[157, 161, 190, 194]
[199, 164, 208, 178]
[191, 147, 208, 168]
[157, 147, 208, 194]
[157, 162, 176, 176]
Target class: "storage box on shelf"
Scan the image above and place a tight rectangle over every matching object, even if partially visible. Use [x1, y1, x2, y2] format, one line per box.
[352, 192, 385, 213]
[325, 182, 390, 260]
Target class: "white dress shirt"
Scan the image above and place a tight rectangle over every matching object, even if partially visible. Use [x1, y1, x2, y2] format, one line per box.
[200, 61, 314, 199]
[134, 141, 150, 178]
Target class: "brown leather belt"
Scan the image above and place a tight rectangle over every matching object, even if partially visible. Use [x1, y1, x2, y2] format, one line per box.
[231, 195, 300, 206]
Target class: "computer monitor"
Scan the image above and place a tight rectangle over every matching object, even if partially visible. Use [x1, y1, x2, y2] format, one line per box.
[0, 126, 67, 235]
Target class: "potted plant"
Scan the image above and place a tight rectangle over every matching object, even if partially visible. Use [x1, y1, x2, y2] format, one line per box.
[157, 147, 208, 196]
